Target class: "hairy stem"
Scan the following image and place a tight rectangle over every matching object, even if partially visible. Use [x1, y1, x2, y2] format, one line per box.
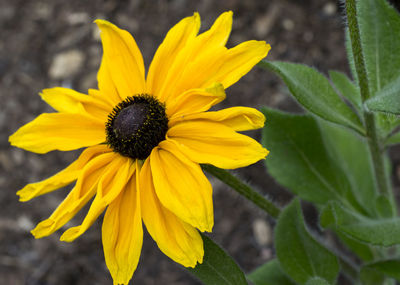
[345, 0, 390, 198]
[203, 164, 362, 280]
[202, 164, 281, 219]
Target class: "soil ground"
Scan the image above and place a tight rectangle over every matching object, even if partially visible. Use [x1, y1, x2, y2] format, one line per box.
[1, 0, 399, 284]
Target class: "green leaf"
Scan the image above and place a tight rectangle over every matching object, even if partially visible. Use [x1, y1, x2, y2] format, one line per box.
[363, 260, 400, 281]
[376, 113, 400, 138]
[358, 0, 400, 95]
[261, 108, 362, 210]
[329, 70, 361, 112]
[247, 259, 295, 285]
[321, 202, 400, 246]
[335, 231, 375, 262]
[305, 277, 330, 285]
[360, 267, 385, 285]
[375, 195, 395, 218]
[275, 199, 339, 284]
[187, 234, 247, 285]
[320, 201, 375, 262]
[259, 61, 364, 134]
[318, 120, 377, 216]
[365, 75, 400, 115]
[386, 131, 400, 146]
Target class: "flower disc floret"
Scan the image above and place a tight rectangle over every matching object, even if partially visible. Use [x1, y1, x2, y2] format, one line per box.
[106, 94, 168, 160]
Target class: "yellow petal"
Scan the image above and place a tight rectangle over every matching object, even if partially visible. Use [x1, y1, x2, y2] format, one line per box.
[147, 12, 200, 98]
[96, 19, 145, 100]
[40, 87, 111, 120]
[96, 60, 123, 107]
[167, 83, 225, 118]
[102, 160, 143, 285]
[204, 40, 270, 89]
[168, 120, 268, 169]
[170, 106, 265, 131]
[140, 158, 203, 267]
[195, 10, 232, 47]
[150, 140, 213, 232]
[31, 152, 116, 239]
[159, 12, 270, 101]
[9, 113, 106, 153]
[176, 40, 270, 97]
[60, 155, 135, 242]
[158, 11, 233, 103]
[17, 145, 111, 202]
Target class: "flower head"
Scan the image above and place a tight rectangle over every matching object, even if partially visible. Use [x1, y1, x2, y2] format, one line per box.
[10, 11, 270, 284]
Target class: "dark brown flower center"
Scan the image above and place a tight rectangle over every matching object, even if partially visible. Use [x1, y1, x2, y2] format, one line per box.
[106, 94, 168, 160]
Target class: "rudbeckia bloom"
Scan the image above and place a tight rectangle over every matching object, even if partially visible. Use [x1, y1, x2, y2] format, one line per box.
[10, 11, 270, 284]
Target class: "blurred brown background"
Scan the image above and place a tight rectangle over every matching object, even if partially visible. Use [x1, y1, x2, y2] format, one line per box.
[0, 0, 381, 284]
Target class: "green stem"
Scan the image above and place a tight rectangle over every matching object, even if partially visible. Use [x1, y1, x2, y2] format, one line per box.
[203, 164, 361, 280]
[202, 164, 281, 219]
[345, 0, 389, 198]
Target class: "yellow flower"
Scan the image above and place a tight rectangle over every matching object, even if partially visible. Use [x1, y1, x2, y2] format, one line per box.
[9, 11, 270, 284]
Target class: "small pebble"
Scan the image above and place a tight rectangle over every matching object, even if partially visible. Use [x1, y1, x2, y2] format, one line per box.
[66, 12, 89, 25]
[252, 218, 272, 246]
[17, 216, 34, 232]
[282, 18, 294, 31]
[323, 2, 337, 16]
[49, 50, 85, 80]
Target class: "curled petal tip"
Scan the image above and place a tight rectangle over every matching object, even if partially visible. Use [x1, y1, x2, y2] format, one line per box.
[60, 227, 80, 242]
[16, 191, 30, 202]
[31, 219, 55, 239]
[94, 19, 115, 29]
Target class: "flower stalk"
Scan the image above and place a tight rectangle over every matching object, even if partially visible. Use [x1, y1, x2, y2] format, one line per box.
[345, 0, 390, 199]
[204, 164, 363, 281]
[202, 164, 281, 219]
